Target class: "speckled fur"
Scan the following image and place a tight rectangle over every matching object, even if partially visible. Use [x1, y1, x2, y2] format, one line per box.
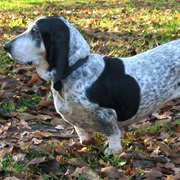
[4, 16, 180, 155]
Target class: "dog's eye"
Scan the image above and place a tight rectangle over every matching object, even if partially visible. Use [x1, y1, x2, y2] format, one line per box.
[31, 27, 38, 33]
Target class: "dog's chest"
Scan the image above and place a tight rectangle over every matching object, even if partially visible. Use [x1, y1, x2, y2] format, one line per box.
[64, 104, 100, 131]
[52, 88, 101, 132]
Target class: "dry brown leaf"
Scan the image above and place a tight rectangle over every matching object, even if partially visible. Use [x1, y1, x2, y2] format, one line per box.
[171, 158, 180, 165]
[27, 73, 39, 85]
[125, 169, 135, 176]
[32, 138, 42, 145]
[27, 157, 45, 165]
[38, 99, 54, 107]
[143, 169, 162, 179]
[38, 159, 60, 174]
[56, 155, 69, 164]
[172, 105, 180, 111]
[12, 153, 26, 162]
[72, 166, 99, 180]
[166, 175, 180, 180]
[34, 131, 42, 139]
[0, 122, 11, 133]
[156, 142, 173, 157]
[55, 124, 64, 130]
[17, 112, 36, 121]
[19, 119, 31, 129]
[101, 166, 120, 179]
[157, 132, 170, 141]
[0, 146, 13, 159]
[0, 90, 5, 97]
[1, 78, 19, 89]
[173, 125, 180, 133]
[40, 131, 53, 137]
[78, 147, 91, 153]
[120, 152, 133, 160]
[150, 146, 161, 157]
[4, 177, 21, 180]
[51, 117, 68, 127]
[154, 163, 180, 175]
[153, 111, 172, 120]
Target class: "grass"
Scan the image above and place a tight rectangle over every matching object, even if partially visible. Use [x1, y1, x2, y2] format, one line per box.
[0, 0, 180, 179]
[0, 95, 41, 112]
[1, 154, 26, 174]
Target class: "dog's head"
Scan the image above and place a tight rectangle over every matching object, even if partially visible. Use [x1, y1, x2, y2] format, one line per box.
[3, 16, 90, 90]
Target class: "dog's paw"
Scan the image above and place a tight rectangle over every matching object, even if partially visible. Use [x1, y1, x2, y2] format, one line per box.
[104, 147, 122, 156]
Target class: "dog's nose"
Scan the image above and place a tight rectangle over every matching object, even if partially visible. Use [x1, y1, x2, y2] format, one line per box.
[3, 42, 12, 53]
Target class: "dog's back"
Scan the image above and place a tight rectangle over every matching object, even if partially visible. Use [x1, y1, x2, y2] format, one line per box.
[121, 39, 180, 122]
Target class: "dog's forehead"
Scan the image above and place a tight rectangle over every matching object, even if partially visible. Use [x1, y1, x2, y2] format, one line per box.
[27, 21, 38, 31]
[28, 17, 45, 28]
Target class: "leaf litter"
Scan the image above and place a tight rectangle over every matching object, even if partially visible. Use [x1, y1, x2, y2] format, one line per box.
[0, 0, 180, 179]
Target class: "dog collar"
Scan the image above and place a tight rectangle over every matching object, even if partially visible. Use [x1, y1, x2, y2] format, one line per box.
[53, 56, 89, 91]
[65, 55, 89, 77]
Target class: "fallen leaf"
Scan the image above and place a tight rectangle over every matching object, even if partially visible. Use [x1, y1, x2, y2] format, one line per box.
[1, 78, 20, 89]
[38, 159, 60, 174]
[34, 131, 42, 139]
[12, 153, 26, 162]
[125, 169, 135, 176]
[4, 176, 21, 180]
[17, 112, 36, 121]
[154, 155, 169, 163]
[133, 160, 154, 169]
[157, 132, 170, 141]
[0, 90, 5, 97]
[172, 157, 180, 165]
[0, 122, 11, 133]
[156, 142, 171, 156]
[27, 157, 45, 165]
[101, 166, 120, 179]
[27, 73, 39, 85]
[143, 169, 162, 179]
[154, 165, 175, 175]
[69, 158, 87, 167]
[173, 125, 180, 133]
[78, 147, 90, 153]
[157, 142, 179, 158]
[55, 124, 64, 130]
[56, 155, 69, 164]
[38, 99, 54, 108]
[32, 138, 42, 145]
[166, 175, 180, 180]
[72, 166, 99, 180]
[40, 131, 53, 137]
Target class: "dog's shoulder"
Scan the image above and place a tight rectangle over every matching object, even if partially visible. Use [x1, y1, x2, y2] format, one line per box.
[86, 56, 141, 121]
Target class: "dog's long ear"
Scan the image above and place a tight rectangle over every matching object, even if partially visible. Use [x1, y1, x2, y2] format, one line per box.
[51, 30, 69, 91]
[36, 17, 70, 91]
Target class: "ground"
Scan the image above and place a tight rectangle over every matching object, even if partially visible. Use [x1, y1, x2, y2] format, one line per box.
[0, 0, 180, 179]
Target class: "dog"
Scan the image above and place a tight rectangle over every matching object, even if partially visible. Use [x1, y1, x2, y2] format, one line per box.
[3, 16, 180, 155]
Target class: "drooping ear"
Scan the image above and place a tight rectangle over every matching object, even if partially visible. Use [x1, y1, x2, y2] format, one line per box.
[50, 31, 69, 91]
[36, 17, 70, 91]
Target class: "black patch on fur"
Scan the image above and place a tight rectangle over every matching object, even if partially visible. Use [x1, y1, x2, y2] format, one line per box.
[30, 25, 41, 47]
[86, 57, 141, 121]
[36, 16, 70, 91]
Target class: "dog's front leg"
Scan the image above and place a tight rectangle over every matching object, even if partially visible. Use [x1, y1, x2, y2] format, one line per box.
[94, 109, 122, 155]
[51, 84, 72, 116]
